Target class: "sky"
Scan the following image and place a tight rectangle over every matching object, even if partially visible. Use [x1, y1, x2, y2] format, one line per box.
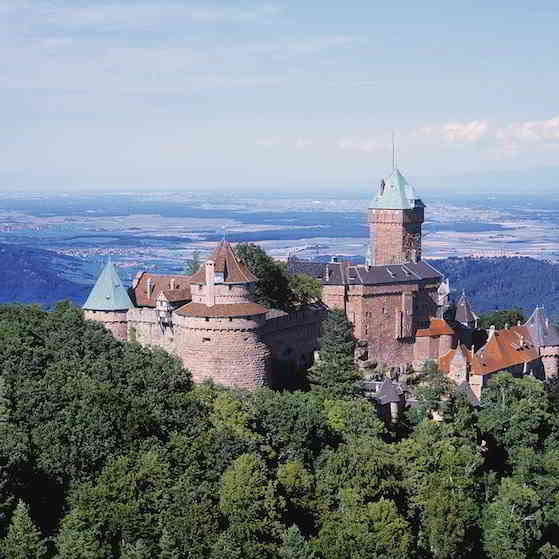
[1, 0, 559, 193]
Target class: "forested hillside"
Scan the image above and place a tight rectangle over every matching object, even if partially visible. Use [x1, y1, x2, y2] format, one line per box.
[2, 304, 559, 558]
[0, 244, 88, 307]
[432, 256, 559, 318]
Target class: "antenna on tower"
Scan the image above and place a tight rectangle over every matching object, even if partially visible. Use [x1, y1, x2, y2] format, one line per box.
[392, 130, 398, 170]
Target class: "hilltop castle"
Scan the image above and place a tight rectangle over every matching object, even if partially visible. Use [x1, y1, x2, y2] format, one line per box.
[83, 241, 324, 389]
[84, 166, 559, 395]
[288, 167, 559, 399]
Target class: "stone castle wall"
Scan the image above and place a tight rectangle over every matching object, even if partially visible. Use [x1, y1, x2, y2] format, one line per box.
[191, 282, 254, 305]
[368, 207, 424, 266]
[541, 346, 559, 379]
[84, 309, 129, 341]
[100, 305, 324, 389]
[178, 317, 271, 389]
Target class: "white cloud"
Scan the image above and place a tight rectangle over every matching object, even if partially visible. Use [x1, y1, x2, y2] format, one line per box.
[414, 121, 489, 144]
[442, 121, 489, 143]
[337, 136, 380, 153]
[496, 115, 559, 146]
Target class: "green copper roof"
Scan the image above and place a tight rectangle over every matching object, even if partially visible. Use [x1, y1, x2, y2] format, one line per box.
[369, 168, 425, 210]
[83, 259, 133, 311]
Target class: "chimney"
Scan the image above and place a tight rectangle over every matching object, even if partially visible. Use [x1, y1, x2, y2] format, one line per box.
[206, 260, 216, 306]
[505, 323, 509, 330]
[170, 278, 176, 290]
[146, 278, 153, 298]
[488, 325, 495, 340]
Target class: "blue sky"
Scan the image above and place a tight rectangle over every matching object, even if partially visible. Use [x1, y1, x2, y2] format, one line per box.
[2, 1, 559, 192]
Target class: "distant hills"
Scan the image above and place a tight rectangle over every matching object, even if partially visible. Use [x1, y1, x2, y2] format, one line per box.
[0, 243, 89, 307]
[0, 243, 557, 319]
[432, 256, 559, 319]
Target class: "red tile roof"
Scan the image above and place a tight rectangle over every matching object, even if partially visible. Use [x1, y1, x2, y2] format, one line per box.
[416, 318, 455, 337]
[175, 302, 268, 318]
[439, 325, 539, 376]
[132, 273, 191, 307]
[190, 241, 257, 284]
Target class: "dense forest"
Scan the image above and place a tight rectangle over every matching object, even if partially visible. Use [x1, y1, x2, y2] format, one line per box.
[433, 256, 559, 318]
[0, 244, 88, 307]
[2, 303, 559, 558]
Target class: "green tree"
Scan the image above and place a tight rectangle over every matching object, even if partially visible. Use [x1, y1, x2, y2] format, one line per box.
[478, 308, 526, 330]
[483, 477, 544, 559]
[479, 374, 551, 464]
[308, 310, 361, 397]
[287, 274, 322, 306]
[183, 250, 202, 275]
[219, 453, 285, 558]
[278, 525, 316, 559]
[235, 243, 295, 311]
[1, 500, 47, 559]
[316, 495, 411, 559]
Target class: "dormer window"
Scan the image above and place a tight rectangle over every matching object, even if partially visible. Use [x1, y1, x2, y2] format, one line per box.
[215, 272, 224, 284]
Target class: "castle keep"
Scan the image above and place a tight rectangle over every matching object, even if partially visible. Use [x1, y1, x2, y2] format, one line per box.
[289, 166, 559, 399]
[84, 241, 324, 389]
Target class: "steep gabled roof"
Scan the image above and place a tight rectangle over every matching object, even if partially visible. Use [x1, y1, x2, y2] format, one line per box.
[190, 241, 258, 284]
[369, 168, 425, 210]
[132, 273, 191, 307]
[455, 291, 477, 325]
[524, 307, 559, 348]
[416, 317, 455, 338]
[83, 259, 133, 311]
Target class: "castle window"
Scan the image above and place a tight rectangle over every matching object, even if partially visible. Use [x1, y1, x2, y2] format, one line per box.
[205, 317, 210, 322]
[229, 317, 233, 322]
[202, 337, 210, 342]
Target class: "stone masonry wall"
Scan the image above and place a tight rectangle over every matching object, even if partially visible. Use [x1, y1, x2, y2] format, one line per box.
[178, 317, 271, 389]
[84, 309, 129, 341]
[191, 282, 254, 305]
[541, 346, 559, 379]
[368, 208, 424, 266]
[327, 281, 442, 369]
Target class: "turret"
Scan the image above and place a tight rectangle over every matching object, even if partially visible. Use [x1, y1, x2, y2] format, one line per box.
[368, 168, 425, 266]
[455, 291, 477, 328]
[176, 241, 271, 388]
[83, 259, 133, 340]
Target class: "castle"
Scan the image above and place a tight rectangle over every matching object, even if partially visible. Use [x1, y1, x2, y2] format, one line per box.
[288, 167, 559, 400]
[84, 166, 559, 396]
[83, 241, 324, 389]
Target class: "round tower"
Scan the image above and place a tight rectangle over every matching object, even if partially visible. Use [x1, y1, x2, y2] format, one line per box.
[175, 240, 272, 389]
[83, 259, 133, 341]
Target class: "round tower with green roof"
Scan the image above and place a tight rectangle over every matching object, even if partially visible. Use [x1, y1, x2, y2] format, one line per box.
[83, 259, 133, 340]
[368, 168, 425, 266]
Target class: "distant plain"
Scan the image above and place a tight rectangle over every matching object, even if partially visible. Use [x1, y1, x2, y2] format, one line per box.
[1, 190, 558, 288]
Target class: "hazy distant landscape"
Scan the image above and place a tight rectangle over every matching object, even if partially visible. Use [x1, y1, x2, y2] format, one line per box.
[1, 189, 559, 317]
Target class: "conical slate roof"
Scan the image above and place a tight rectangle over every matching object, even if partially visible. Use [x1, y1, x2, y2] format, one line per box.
[369, 168, 425, 210]
[524, 307, 559, 348]
[189, 240, 258, 284]
[83, 259, 133, 311]
[375, 378, 402, 405]
[455, 291, 477, 325]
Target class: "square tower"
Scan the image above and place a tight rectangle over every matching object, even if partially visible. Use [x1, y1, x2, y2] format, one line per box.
[368, 168, 425, 266]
